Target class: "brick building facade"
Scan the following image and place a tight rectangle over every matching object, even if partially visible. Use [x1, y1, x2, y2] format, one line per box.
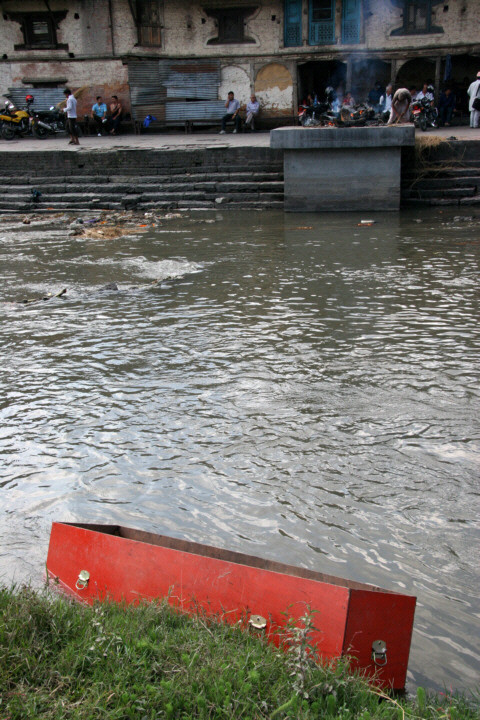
[0, 1, 478, 125]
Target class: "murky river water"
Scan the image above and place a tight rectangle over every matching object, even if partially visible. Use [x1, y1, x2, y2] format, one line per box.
[1, 208, 479, 693]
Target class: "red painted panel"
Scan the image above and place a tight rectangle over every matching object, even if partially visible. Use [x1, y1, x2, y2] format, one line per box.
[343, 589, 416, 690]
[47, 523, 349, 658]
[46, 523, 415, 689]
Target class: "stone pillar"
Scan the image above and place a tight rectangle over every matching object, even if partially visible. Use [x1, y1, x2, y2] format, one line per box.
[434, 56, 441, 99]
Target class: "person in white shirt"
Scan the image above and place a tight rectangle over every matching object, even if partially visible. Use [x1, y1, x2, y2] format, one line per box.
[63, 88, 80, 145]
[416, 83, 435, 106]
[220, 91, 241, 134]
[244, 94, 260, 132]
[379, 84, 393, 119]
[467, 71, 480, 128]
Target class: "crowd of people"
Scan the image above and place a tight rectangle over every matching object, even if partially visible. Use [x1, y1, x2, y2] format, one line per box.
[297, 70, 480, 129]
[63, 90, 124, 145]
[58, 70, 480, 145]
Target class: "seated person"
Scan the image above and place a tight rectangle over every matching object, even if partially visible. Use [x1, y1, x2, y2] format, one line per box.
[220, 91, 241, 134]
[109, 95, 123, 135]
[91, 96, 107, 136]
[416, 83, 435, 106]
[244, 94, 260, 131]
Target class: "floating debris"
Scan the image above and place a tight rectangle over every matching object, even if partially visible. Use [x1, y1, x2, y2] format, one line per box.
[21, 288, 67, 305]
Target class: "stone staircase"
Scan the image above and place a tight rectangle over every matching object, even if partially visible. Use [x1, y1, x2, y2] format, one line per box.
[402, 161, 480, 206]
[401, 140, 480, 207]
[0, 147, 284, 213]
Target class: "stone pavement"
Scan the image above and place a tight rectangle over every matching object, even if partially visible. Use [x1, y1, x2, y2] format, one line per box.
[0, 125, 478, 153]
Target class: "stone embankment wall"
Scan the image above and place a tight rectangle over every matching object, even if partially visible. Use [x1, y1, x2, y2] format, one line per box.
[0, 141, 478, 214]
[0, 147, 284, 213]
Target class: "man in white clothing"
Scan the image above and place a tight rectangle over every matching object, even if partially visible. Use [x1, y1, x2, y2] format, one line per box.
[244, 94, 260, 131]
[64, 88, 80, 145]
[379, 84, 393, 120]
[467, 71, 480, 129]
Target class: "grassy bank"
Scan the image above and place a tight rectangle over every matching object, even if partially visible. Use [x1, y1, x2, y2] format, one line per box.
[0, 586, 478, 719]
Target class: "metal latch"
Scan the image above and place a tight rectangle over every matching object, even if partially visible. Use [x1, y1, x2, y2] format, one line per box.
[75, 570, 90, 590]
[372, 639, 387, 666]
[249, 614, 267, 631]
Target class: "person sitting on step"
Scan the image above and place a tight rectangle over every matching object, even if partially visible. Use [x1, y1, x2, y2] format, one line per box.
[244, 94, 260, 132]
[219, 91, 242, 134]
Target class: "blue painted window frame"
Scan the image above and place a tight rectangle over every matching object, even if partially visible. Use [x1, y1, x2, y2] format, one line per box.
[341, 0, 361, 44]
[284, 0, 303, 47]
[308, 0, 335, 46]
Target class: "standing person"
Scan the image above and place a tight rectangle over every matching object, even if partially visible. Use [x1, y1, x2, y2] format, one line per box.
[109, 95, 123, 135]
[387, 88, 412, 124]
[379, 84, 393, 120]
[244, 94, 260, 131]
[219, 91, 241, 134]
[467, 71, 480, 129]
[91, 95, 107, 136]
[438, 87, 456, 127]
[63, 88, 79, 145]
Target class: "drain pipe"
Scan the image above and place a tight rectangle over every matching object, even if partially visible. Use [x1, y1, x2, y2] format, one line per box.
[108, 0, 115, 56]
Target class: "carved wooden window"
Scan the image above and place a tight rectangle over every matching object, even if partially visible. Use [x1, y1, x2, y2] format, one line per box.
[205, 7, 257, 44]
[9, 12, 68, 50]
[136, 0, 163, 46]
[390, 0, 443, 35]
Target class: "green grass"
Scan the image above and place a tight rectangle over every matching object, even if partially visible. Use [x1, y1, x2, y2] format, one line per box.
[0, 585, 478, 719]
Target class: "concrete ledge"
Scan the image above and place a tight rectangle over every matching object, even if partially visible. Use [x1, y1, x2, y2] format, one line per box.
[270, 125, 415, 212]
[270, 125, 415, 150]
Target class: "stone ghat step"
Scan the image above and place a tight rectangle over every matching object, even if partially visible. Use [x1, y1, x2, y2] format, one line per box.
[20, 171, 284, 184]
[403, 168, 480, 181]
[16, 164, 284, 177]
[403, 186, 477, 199]
[402, 176, 480, 189]
[403, 195, 480, 206]
[0, 181, 284, 195]
[0, 190, 283, 202]
[0, 199, 284, 211]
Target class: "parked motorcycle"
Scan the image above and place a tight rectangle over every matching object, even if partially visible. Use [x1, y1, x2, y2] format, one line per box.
[0, 99, 33, 140]
[31, 105, 67, 138]
[298, 100, 331, 127]
[411, 96, 438, 131]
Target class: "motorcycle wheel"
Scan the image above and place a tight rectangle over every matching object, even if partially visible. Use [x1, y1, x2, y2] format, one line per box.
[1, 124, 16, 140]
[33, 125, 49, 139]
[420, 117, 427, 132]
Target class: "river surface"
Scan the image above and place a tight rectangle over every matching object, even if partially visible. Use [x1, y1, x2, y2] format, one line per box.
[1, 208, 479, 693]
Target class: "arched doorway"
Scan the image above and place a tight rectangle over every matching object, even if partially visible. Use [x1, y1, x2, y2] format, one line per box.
[297, 60, 346, 104]
[350, 59, 391, 102]
[441, 53, 480, 117]
[395, 57, 436, 97]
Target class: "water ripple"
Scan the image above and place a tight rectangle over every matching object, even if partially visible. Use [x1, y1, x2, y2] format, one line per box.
[0, 209, 479, 692]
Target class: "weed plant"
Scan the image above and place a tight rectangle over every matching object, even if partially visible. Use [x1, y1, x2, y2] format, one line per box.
[0, 585, 478, 719]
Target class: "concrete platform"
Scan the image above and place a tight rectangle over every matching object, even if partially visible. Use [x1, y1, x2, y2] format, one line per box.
[0, 125, 477, 153]
[270, 125, 416, 212]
